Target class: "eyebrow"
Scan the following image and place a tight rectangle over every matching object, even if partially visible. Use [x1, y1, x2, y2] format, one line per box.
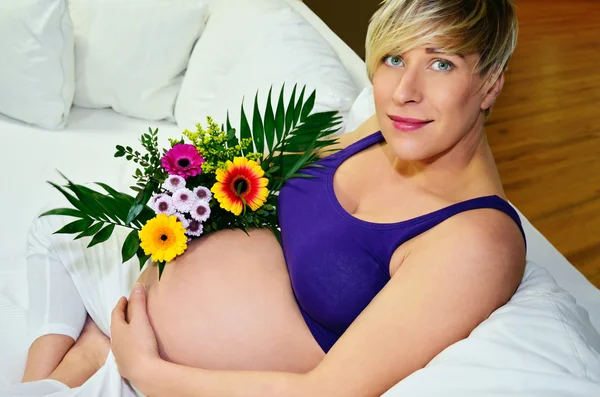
[425, 48, 465, 59]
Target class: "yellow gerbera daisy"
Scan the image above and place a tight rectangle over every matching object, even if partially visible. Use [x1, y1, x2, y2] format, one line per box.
[139, 214, 187, 263]
[211, 157, 269, 216]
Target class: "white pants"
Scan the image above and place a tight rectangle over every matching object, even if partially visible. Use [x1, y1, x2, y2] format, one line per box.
[1, 199, 145, 397]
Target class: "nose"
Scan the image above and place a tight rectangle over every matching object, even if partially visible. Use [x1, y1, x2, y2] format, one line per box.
[392, 67, 423, 106]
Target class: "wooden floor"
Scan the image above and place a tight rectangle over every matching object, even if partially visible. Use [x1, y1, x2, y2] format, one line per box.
[486, 0, 600, 287]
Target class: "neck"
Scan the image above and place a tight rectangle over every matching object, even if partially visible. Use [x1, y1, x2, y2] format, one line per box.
[386, 121, 499, 199]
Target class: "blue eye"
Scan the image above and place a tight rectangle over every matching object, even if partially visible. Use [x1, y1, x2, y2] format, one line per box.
[384, 55, 404, 67]
[432, 59, 454, 71]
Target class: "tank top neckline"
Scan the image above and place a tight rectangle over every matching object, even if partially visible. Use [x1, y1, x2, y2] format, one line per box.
[325, 130, 511, 229]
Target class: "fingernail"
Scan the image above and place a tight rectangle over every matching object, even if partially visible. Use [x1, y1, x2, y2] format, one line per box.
[134, 283, 145, 294]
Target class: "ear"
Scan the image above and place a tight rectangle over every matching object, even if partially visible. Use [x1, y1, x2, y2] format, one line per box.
[481, 72, 505, 111]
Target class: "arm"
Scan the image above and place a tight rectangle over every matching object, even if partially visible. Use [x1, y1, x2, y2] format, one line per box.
[111, 210, 525, 397]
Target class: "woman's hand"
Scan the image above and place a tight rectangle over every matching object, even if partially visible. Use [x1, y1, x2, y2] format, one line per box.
[110, 283, 161, 384]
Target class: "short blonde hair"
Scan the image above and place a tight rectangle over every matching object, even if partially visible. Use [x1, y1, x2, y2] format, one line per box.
[365, 0, 518, 81]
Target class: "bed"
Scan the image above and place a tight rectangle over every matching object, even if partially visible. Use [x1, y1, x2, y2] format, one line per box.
[1, 0, 599, 395]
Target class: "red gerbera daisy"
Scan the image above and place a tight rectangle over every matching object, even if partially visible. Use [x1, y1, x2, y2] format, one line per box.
[211, 157, 268, 216]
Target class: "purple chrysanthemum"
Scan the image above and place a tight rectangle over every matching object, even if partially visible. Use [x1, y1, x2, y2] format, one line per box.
[193, 186, 212, 202]
[161, 144, 205, 179]
[186, 219, 204, 237]
[174, 212, 190, 229]
[172, 188, 196, 213]
[164, 175, 186, 193]
[191, 201, 211, 222]
[153, 195, 176, 216]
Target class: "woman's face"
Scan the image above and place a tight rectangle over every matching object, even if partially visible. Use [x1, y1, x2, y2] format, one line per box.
[372, 47, 503, 162]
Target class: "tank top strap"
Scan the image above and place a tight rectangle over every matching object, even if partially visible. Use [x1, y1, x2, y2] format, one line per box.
[395, 195, 527, 253]
[332, 131, 384, 163]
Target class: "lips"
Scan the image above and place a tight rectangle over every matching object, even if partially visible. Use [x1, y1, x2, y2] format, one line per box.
[388, 115, 432, 132]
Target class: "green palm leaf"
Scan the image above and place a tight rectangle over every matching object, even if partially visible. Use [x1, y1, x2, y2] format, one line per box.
[39, 208, 85, 218]
[122, 229, 140, 263]
[252, 92, 264, 154]
[275, 85, 285, 142]
[136, 246, 151, 271]
[285, 84, 297, 133]
[300, 90, 316, 120]
[240, 103, 253, 154]
[74, 222, 104, 240]
[87, 224, 115, 248]
[264, 87, 275, 153]
[47, 181, 94, 217]
[54, 218, 94, 234]
[293, 85, 306, 126]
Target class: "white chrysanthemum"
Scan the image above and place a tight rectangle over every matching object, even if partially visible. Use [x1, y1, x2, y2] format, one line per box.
[151, 193, 165, 204]
[153, 195, 176, 216]
[174, 212, 190, 229]
[164, 175, 186, 193]
[191, 201, 211, 222]
[193, 186, 212, 202]
[186, 219, 204, 237]
[172, 188, 196, 213]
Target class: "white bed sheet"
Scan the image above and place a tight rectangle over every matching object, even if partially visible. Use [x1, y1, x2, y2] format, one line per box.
[0, 107, 181, 388]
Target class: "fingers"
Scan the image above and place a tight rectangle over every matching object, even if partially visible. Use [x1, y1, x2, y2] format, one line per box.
[127, 283, 148, 325]
[111, 296, 128, 330]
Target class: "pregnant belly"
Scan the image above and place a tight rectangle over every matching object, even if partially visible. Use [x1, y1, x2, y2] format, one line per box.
[138, 228, 325, 373]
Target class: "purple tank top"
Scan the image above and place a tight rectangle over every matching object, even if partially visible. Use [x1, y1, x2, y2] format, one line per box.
[277, 131, 527, 353]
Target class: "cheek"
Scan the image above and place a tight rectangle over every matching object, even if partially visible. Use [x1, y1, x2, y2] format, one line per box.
[372, 69, 395, 110]
[428, 82, 478, 127]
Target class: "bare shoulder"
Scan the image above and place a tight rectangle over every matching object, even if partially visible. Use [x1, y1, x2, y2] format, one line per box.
[445, 208, 526, 260]
[403, 208, 526, 303]
[319, 114, 380, 158]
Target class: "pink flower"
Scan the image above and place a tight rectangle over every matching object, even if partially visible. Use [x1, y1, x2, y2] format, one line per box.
[161, 144, 205, 179]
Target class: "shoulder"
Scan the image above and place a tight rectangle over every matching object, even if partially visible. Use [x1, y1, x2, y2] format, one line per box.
[425, 206, 525, 267]
[319, 114, 380, 158]
[440, 207, 526, 259]
[401, 207, 526, 302]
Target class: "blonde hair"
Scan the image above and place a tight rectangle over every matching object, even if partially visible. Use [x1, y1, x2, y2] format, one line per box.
[366, 0, 518, 82]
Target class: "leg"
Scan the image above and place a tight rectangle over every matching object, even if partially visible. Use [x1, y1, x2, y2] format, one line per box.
[20, 196, 146, 385]
[22, 334, 76, 382]
[22, 252, 87, 381]
[46, 316, 110, 388]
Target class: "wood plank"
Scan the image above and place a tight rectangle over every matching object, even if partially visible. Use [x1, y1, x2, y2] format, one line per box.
[486, 0, 600, 287]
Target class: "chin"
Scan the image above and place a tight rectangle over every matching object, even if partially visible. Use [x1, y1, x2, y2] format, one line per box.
[381, 127, 430, 161]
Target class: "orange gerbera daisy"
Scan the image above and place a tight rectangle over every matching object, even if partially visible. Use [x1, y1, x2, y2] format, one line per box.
[211, 157, 269, 216]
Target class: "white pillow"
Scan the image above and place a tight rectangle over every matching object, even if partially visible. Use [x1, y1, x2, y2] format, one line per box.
[384, 261, 600, 396]
[175, 0, 359, 138]
[345, 85, 376, 133]
[0, 0, 74, 129]
[68, 0, 210, 121]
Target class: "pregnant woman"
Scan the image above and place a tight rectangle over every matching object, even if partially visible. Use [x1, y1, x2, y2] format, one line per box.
[16, 0, 526, 396]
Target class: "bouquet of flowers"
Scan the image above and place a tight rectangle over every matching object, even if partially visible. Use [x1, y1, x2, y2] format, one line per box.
[41, 85, 342, 278]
